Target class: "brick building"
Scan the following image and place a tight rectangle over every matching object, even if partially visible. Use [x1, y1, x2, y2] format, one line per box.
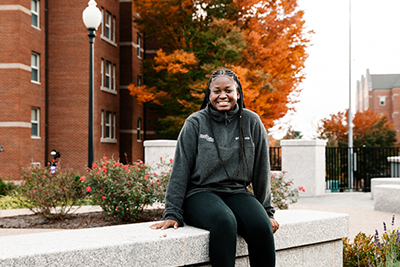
[356, 69, 400, 141]
[0, 0, 153, 180]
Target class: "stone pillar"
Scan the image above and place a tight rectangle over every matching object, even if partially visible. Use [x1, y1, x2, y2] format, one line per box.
[144, 140, 177, 167]
[281, 140, 327, 197]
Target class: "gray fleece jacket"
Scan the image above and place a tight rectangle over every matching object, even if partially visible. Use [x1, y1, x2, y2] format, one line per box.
[163, 104, 275, 226]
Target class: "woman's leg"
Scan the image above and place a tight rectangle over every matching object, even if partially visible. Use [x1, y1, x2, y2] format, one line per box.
[183, 192, 237, 267]
[223, 193, 276, 267]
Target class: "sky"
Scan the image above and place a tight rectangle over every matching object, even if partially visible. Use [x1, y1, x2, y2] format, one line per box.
[268, 0, 400, 139]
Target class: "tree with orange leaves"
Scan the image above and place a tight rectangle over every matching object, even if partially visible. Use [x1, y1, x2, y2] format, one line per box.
[317, 109, 396, 147]
[129, 0, 312, 138]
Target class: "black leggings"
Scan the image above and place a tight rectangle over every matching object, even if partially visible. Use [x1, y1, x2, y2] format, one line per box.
[183, 192, 275, 267]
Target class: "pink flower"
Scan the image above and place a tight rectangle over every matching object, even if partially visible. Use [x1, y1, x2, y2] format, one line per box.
[139, 160, 143, 164]
[127, 169, 131, 173]
[154, 173, 158, 177]
[79, 176, 86, 181]
[33, 190, 36, 195]
[102, 196, 106, 200]
[102, 162, 106, 166]
[122, 165, 128, 170]
[114, 162, 121, 167]
[103, 156, 107, 160]
[92, 163, 97, 169]
[169, 159, 173, 162]
[86, 186, 92, 192]
[43, 175, 46, 178]
[160, 156, 163, 160]
[103, 166, 107, 173]
[144, 174, 149, 179]
[115, 206, 119, 210]
[134, 162, 139, 165]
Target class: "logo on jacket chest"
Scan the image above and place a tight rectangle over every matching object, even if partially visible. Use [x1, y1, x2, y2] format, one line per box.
[199, 134, 214, 142]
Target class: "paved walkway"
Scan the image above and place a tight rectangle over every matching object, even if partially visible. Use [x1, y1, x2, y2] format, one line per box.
[1, 193, 399, 240]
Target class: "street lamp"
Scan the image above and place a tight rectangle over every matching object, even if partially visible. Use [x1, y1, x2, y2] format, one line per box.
[82, 0, 102, 169]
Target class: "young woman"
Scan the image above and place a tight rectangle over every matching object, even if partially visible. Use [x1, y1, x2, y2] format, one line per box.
[150, 69, 279, 267]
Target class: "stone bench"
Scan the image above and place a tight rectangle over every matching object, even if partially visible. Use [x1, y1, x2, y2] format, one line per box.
[370, 178, 400, 199]
[0, 210, 348, 267]
[374, 184, 400, 213]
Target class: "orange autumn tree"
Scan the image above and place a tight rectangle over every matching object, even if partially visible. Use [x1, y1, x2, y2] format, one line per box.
[317, 109, 397, 147]
[130, 0, 312, 138]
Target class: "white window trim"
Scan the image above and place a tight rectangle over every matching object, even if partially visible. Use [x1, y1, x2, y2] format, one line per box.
[112, 16, 116, 42]
[137, 117, 142, 141]
[31, 52, 40, 83]
[379, 96, 386, 106]
[101, 87, 118, 95]
[31, 162, 41, 167]
[105, 11, 111, 39]
[100, 59, 104, 87]
[31, 107, 40, 138]
[100, 8, 104, 37]
[31, 0, 40, 29]
[101, 110, 104, 138]
[101, 35, 117, 47]
[105, 61, 111, 89]
[101, 137, 117, 143]
[105, 111, 111, 138]
[137, 34, 141, 58]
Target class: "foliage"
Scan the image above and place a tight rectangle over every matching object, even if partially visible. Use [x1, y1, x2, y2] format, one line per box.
[0, 178, 14, 196]
[84, 157, 171, 222]
[270, 172, 303, 210]
[0, 194, 27, 210]
[130, 0, 312, 138]
[318, 109, 397, 147]
[282, 125, 303, 139]
[343, 216, 400, 266]
[17, 166, 86, 219]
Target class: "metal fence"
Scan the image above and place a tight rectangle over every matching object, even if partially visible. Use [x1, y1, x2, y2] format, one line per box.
[326, 147, 400, 192]
[269, 147, 281, 171]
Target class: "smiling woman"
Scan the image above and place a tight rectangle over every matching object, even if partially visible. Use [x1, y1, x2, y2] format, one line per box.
[209, 75, 240, 112]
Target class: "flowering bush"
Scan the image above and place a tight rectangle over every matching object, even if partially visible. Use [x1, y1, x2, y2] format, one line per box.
[270, 172, 303, 210]
[17, 166, 86, 218]
[84, 157, 171, 222]
[343, 216, 400, 266]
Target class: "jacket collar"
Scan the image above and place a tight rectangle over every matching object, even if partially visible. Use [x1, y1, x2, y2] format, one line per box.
[207, 103, 239, 124]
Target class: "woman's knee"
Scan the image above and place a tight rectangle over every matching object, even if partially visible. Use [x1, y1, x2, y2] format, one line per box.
[211, 212, 237, 234]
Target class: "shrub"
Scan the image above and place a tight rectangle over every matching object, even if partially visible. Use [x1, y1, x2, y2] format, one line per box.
[343, 216, 400, 266]
[17, 166, 86, 218]
[270, 172, 302, 210]
[0, 178, 14, 196]
[0, 194, 27, 210]
[84, 157, 171, 222]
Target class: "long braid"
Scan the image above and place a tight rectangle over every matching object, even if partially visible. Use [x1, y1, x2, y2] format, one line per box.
[200, 69, 248, 180]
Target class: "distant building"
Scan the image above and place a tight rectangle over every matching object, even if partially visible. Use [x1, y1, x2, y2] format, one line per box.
[356, 69, 400, 141]
[0, 1, 157, 180]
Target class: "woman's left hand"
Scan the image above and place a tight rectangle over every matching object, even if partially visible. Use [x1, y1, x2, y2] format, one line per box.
[269, 218, 279, 234]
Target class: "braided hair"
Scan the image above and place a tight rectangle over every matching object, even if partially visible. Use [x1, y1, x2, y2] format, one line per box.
[200, 69, 248, 180]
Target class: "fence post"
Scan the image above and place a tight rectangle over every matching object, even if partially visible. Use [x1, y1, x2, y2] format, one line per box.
[281, 140, 328, 197]
[144, 140, 177, 167]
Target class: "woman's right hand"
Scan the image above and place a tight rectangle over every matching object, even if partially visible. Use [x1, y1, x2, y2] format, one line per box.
[150, 219, 179, 230]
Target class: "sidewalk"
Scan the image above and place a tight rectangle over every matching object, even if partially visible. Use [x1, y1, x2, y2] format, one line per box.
[291, 192, 400, 240]
[1, 193, 399, 240]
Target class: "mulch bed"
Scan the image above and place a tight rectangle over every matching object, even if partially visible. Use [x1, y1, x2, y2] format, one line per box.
[0, 209, 164, 229]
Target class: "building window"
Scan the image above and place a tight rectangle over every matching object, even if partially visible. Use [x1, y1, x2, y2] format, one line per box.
[31, 53, 39, 83]
[137, 118, 142, 141]
[111, 64, 116, 90]
[101, 59, 104, 87]
[105, 111, 111, 138]
[379, 96, 386, 106]
[31, 0, 39, 28]
[137, 75, 142, 86]
[31, 108, 39, 137]
[101, 110, 104, 138]
[105, 61, 111, 88]
[137, 34, 141, 58]
[112, 16, 116, 42]
[105, 12, 111, 39]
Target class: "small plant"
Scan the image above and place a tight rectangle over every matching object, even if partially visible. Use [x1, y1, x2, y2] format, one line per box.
[84, 157, 171, 222]
[0, 177, 14, 196]
[17, 166, 86, 219]
[270, 172, 303, 210]
[343, 215, 400, 266]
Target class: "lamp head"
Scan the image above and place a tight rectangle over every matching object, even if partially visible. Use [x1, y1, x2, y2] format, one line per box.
[82, 0, 102, 30]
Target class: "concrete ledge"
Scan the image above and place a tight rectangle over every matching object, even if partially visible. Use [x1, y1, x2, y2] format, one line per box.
[0, 210, 348, 267]
[280, 139, 328, 147]
[371, 178, 400, 199]
[374, 184, 400, 213]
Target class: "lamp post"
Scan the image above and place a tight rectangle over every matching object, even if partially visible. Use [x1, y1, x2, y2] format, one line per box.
[82, 0, 102, 169]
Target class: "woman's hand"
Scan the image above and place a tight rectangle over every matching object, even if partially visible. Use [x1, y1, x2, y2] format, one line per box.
[150, 219, 179, 230]
[269, 218, 279, 234]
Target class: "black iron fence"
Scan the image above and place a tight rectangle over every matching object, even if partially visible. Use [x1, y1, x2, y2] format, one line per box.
[326, 147, 400, 192]
[269, 147, 281, 171]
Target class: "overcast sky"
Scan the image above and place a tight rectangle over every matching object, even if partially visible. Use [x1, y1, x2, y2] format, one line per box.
[268, 0, 400, 139]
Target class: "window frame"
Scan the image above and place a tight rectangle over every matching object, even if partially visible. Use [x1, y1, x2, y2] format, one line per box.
[31, 52, 40, 83]
[105, 11, 111, 39]
[101, 8, 104, 36]
[137, 75, 142, 86]
[113, 113, 116, 140]
[31, 107, 40, 138]
[105, 61, 111, 89]
[379, 96, 386, 106]
[101, 59, 104, 87]
[112, 16, 116, 42]
[31, 0, 40, 29]
[137, 117, 142, 141]
[101, 110, 104, 138]
[137, 34, 141, 58]
[105, 111, 111, 138]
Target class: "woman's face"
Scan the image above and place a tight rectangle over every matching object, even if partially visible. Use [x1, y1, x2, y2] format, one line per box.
[209, 76, 239, 111]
